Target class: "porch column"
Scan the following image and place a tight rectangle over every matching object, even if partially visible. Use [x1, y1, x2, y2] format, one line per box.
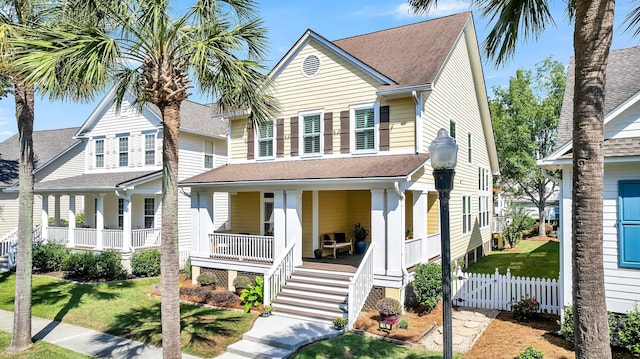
[371, 189, 386, 275]
[285, 190, 302, 266]
[413, 190, 428, 261]
[122, 195, 131, 251]
[273, 191, 286, 259]
[67, 195, 76, 248]
[190, 191, 214, 257]
[41, 195, 49, 241]
[96, 194, 104, 250]
[54, 195, 61, 226]
[386, 189, 404, 276]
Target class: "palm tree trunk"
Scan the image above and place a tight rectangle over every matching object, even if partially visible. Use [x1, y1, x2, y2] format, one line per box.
[572, 0, 614, 357]
[160, 103, 181, 359]
[7, 79, 35, 353]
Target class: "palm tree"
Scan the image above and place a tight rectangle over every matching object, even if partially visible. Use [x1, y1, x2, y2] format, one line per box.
[409, 0, 613, 357]
[0, 1, 48, 352]
[13, 1, 277, 357]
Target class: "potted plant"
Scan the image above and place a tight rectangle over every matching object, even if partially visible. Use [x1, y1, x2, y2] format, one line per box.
[353, 223, 369, 254]
[313, 248, 323, 259]
[258, 305, 273, 317]
[333, 317, 348, 330]
[405, 229, 413, 240]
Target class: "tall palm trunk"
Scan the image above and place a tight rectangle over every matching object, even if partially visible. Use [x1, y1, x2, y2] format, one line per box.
[7, 79, 35, 353]
[572, 0, 614, 357]
[160, 103, 181, 359]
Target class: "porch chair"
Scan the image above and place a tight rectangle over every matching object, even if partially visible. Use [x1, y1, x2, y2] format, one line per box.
[320, 232, 353, 259]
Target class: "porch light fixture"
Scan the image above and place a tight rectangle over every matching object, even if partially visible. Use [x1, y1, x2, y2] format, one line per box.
[429, 128, 458, 359]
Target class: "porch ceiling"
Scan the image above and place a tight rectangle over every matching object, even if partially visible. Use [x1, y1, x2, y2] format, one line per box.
[180, 153, 430, 186]
[31, 170, 161, 193]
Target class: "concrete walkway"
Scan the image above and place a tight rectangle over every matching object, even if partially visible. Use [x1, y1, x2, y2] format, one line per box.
[215, 315, 342, 359]
[421, 307, 499, 354]
[0, 309, 199, 358]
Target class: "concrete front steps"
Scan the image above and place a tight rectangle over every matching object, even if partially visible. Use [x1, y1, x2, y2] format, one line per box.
[216, 315, 342, 359]
[270, 267, 351, 324]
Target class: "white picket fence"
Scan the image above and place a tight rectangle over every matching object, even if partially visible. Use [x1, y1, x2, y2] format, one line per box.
[452, 268, 560, 314]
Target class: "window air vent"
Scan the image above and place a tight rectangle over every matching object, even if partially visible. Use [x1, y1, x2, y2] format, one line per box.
[302, 54, 320, 77]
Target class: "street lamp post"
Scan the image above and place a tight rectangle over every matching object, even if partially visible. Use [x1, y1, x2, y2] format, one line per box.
[429, 128, 458, 359]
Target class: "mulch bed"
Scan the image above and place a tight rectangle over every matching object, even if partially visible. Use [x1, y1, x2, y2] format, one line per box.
[354, 303, 444, 343]
[149, 275, 244, 310]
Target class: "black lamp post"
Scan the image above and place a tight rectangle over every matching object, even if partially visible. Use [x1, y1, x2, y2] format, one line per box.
[429, 128, 458, 359]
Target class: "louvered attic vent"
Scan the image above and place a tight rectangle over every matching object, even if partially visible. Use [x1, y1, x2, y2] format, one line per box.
[302, 54, 320, 77]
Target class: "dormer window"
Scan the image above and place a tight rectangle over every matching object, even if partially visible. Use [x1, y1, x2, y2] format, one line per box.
[257, 121, 275, 158]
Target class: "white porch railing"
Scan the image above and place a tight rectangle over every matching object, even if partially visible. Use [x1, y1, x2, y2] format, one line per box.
[47, 227, 69, 244]
[348, 243, 375, 330]
[208, 233, 273, 262]
[1, 226, 43, 269]
[0, 228, 18, 257]
[426, 233, 441, 260]
[404, 237, 422, 268]
[74, 228, 97, 247]
[453, 268, 560, 314]
[132, 228, 161, 248]
[103, 229, 124, 249]
[263, 242, 296, 306]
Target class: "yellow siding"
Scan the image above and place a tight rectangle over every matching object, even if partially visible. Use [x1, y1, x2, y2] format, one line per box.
[230, 120, 248, 161]
[318, 191, 349, 235]
[427, 193, 439, 235]
[230, 192, 260, 235]
[302, 191, 313, 257]
[384, 98, 415, 150]
[346, 191, 371, 242]
[420, 33, 493, 261]
[405, 191, 413, 237]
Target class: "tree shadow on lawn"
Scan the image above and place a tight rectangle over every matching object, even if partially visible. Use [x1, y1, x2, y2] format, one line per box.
[105, 302, 246, 356]
[29, 280, 132, 341]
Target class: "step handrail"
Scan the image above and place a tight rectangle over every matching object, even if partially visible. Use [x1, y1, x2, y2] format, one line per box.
[348, 242, 375, 330]
[263, 242, 296, 306]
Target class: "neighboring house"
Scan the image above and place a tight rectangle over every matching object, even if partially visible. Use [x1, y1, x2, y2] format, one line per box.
[1, 88, 229, 266]
[0, 127, 84, 236]
[539, 46, 640, 314]
[182, 12, 499, 323]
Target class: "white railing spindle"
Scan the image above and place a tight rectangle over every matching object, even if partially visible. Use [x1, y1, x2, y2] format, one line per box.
[208, 233, 273, 263]
[348, 243, 375, 330]
[263, 242, 295, 306]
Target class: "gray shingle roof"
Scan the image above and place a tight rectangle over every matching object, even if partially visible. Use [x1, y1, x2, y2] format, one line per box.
[560, 137, 640, 159]
[180, 154, 430, 185]
[147, 100, 227, 138]
[0, 127, 81, 187]
[557, 46, 640, 146]
[34, 170, 161, 192]
[333, 12, 470, 89]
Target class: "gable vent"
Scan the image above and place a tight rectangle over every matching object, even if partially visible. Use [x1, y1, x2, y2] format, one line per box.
[301, 54, 320, 77]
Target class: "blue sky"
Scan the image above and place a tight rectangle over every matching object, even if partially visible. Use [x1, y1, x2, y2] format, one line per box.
[0, 0, 638, 142]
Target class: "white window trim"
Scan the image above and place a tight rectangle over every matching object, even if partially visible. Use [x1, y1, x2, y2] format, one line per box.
[261, 192, 274, 236]
[298, 109, 324, 157]
[462, 195, 472, 235]
[254, 120, 276, 160]
[204, 140, 215, 169]
[478, 167, 490, 229]
[449, 119, 457, 140]
[94, 138, 105, 168]
[349, 101, 380, 154]
[143, 132, 156, 166]
[117, 134, 129, 168]
[144, 197, 155, 229]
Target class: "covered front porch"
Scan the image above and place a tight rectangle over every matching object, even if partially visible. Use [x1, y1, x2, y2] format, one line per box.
[35, 171, 163, 252]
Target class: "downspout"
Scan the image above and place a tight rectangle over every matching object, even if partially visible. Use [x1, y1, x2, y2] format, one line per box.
[394, 181, 410, 313]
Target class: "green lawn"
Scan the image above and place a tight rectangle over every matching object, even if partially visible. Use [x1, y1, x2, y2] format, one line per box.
[292, 333, 461, 359]
[465, 239, 559, 279]
[0, 331, 90, 359]
[0, 273, 256, 358]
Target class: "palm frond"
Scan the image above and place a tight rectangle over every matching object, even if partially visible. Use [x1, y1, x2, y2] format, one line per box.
[623, 0, 640, 37]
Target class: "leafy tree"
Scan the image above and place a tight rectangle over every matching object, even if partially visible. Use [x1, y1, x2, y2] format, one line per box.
[490, 59, 565, 236]
[13, 1, 277, 357]
[0, 0, 49, 352]
[409, 0, 615, 356]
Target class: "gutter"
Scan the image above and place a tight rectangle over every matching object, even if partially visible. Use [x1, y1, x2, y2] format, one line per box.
[394, 181, 409, 314]
[376, 84, 432, 97]
[180, 176, 410, 188]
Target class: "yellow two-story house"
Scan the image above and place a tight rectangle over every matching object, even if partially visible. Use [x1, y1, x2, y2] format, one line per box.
[182, 12, 499, 324]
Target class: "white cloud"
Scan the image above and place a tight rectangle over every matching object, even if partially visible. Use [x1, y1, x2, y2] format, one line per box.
[390, 2, 472, 19]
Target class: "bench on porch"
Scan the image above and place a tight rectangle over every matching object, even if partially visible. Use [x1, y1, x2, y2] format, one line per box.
[320, 233, 353, 259]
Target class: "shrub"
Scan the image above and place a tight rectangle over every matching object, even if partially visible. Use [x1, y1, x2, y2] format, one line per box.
[517, 346, 544, 359]
[240, 276, 264, 313]
[197, 273, 217, 287]
[413, 263, 442, 310]
[618, 305, 640, 354]
[182, 259, 192, 279]
[61, 250, 126, 281]
[398, 316, 409, 329]
[132, 249, 161, 277]
[532, 222, 553, 236]
[375, 297, 402, 317]
[210, 291, 241, 306]
[559, 307, 575, 341]
[511, 296, 540, 322]
[192, 286, 213, 303]
[33, 243, 69, 272]
[96, 251, 127, 280]
[233, 276, 252, 290]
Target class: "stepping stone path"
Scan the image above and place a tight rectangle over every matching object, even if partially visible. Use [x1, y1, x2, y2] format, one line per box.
[421, 307, 499, 354]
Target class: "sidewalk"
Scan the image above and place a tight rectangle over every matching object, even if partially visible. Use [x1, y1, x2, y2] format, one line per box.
[0, 309, 200, 358]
